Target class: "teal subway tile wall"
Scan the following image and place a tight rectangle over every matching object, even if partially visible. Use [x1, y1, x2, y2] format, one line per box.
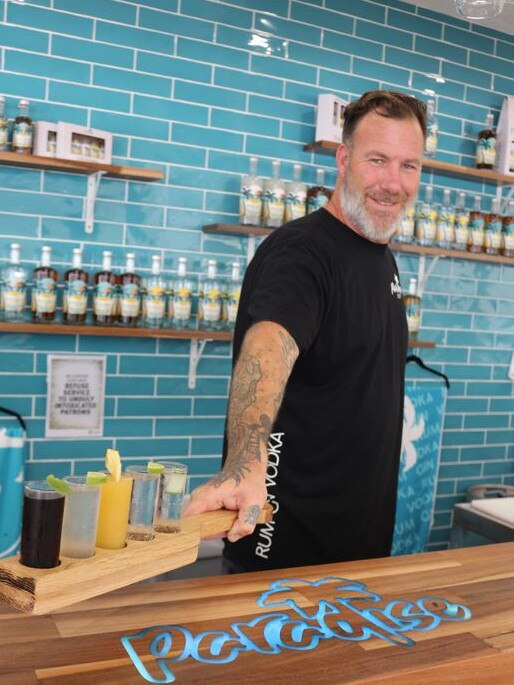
[0, 0, 512, 551]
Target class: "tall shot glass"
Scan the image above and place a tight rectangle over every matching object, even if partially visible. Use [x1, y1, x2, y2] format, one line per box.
[126, 465, 160, 541]
[20, 481, 65, 569]
[96, 474, 133, 549]
[154, 462, 188, 533]
[60, 476, 101, 558]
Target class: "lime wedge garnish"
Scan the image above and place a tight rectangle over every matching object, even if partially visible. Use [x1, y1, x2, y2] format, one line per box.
[165, 472, 187, 494]
[86, 471, 107, 485]
[46, 474, 72, 495]
[147, 461, 165, 474]
[105, 448, 122, 482]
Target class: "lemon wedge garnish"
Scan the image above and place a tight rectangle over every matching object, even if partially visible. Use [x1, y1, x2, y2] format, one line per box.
[147, 461, 165, 474]
[86, 471, 107, 486]
[46, 474, 71, 494]
[105, 448, 122, 482]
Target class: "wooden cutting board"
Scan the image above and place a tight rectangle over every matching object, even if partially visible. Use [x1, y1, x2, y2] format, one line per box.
[0, 506, 271, 615]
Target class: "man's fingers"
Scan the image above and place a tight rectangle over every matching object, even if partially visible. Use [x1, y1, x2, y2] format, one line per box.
[227, 504, 262, 543]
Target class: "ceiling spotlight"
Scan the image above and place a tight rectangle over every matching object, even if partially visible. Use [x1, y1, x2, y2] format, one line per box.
[454, 0, 505, 19]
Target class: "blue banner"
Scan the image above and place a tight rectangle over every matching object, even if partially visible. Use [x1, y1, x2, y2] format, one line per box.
[0, 427, 25, 558]
[392, 384, 447, 556]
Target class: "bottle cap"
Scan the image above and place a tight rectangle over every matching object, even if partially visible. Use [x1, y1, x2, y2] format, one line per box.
[19, 99, 29, 107]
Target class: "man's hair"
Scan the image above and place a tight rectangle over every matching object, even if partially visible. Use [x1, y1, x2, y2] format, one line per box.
[342, 90, 427, 144]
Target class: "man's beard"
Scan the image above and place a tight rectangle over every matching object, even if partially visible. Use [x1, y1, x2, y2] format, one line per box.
[340, 173, 411, 243]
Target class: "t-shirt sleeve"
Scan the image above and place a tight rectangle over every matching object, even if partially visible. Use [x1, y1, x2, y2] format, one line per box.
[246, 237, 327, 353]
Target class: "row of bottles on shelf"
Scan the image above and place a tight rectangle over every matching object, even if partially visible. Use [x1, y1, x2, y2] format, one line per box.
[240, 157, 333, 227]
[395, 187, 514, 256]
[0, 245, 243, 331]
[424, 100, 497, 170]
[0, 97, 34, 155]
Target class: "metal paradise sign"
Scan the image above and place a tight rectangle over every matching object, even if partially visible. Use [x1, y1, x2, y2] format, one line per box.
[121, 577, 472, 683]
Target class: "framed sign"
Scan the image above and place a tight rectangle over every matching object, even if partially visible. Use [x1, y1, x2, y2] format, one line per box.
[45, 355, 106, 438]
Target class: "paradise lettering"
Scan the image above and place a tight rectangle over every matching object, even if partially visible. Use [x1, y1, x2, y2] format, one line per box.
[121, 577, 472, 683]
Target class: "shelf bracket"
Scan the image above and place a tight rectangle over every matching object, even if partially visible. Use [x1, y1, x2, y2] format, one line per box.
[188, 338, 210, 389]
[84, 170, 106, 234]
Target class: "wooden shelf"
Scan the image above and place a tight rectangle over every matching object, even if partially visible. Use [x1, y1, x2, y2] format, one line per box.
[303, 141, 514, 185]
[0, 151, 163, 182]
[392, 241, 514, 265]
[203, 223, 273, 237]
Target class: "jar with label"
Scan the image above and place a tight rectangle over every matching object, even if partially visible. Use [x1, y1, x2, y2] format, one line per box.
[484, 197, 503, 256]
[32, 246, 58, 322]
[63, 248, 89, 323]
[424, 99, 438, 158]
[454, 191, 469, 251]
[476, 113, 496, 170]
[93, 251, 117, 325]
[142, 255, 166, 328]
[262, 160, 286, 228]
[436, 189, 455, 249]
[12, 99, 33, 155]
[0, 96, 8, 151]
[284, 164, 307, 222]
[118, 253, 141, 327]
[306, 168, 332, 214]
[198, 259, 222, 331]
[502, 200, 514, 258]
[169, 257, 194, 329]
[395, 205, 416, 243]
[468, 195, 484, 253]
[223, 261, 242, 330]
[415, 185, 437, 246]
[403, 277, 421, 339]
[1, 243, 28, 322]
[240, 156, 263, 226]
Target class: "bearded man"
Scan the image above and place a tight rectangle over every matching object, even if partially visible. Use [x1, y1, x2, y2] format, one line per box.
[184, 90, 426, 573]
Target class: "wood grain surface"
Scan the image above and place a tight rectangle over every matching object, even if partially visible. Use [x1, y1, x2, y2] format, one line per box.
[2, 542, 514, 684]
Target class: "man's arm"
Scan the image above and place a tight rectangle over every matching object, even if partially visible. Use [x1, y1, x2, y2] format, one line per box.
[183, 320, 299, 542]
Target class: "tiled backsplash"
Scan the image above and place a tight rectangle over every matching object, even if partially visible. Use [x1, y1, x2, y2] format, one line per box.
[0, 0, 512, 550]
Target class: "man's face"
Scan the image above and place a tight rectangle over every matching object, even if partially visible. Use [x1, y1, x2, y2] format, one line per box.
[337, 111, 424, 243]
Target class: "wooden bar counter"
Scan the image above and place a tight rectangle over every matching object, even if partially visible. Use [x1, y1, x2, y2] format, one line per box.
[2, 542, 514, 684]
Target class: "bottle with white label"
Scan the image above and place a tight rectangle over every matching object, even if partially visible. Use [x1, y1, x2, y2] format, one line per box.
[12, 99, 33, 155]
[484, 196, 503, 256]
[468, 194, 485, 253]
[403, 277, 421, 339]
[416, 185, 437, 246]
[169, 257, 194, 329]
[476, 112, 496, 170]
[436, 188, 455, 249]
[118, 253, 141, 327]
[502, 200, 514, 258]
[424, 99, 438, 158]
[306, 168, 332, 214]
[0, 96, 8, 152]
[1, 243, 28, 321]
[63, 248, 88, 323]
[223, 261, 243, 330]
[32, 246, 58, 322]
[284, 164, 307, 222]
[395, 204, 416, 243]
[240, 156, 263, 226]
[262, 160, 286, 228]
[198, 259, 222, 331]
[142, 255, 166, 328]
[453, 191, 469, 251]
[93, 251, 117, 325]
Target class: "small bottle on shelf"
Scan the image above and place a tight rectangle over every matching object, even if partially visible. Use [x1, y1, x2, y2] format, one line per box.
[93, 250, 117, 326]
[284, 163, 307, 222]
[436, 188, 455, 249]
[0, 96, 8, 152]
[169, 257, 194, 329]
[502, 200, 514, 258]
[395, 204, 416, 243]
[424, 99, 438, 158]
[484, 197, 503, 256]
[1, 243, 28, 322]
[63, 248, 88, 324]
[403, 277, 421, 340]
[142, 255, 166, 328]
[262, 160, 286, 228]
[239, 156, 263, 226]
[468, 195, 485, 254]
[32, 245, 58, 322]
[12, 99, 33, 155]
[198, 259, 223, 331]
[415, 185, 437, 246]
[453, 191, 469, 251]
[476, 112, 497, 170]
[306, 168, 332, 214]
[223, 261, 243, 330]
[118, 253, 141, 327]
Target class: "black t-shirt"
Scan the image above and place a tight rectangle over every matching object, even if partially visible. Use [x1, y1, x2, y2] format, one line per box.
[223, 208, 408, 571]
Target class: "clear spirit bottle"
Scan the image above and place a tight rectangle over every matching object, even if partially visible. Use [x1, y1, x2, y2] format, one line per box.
[476, 112, 497, 170]
[396, 204, 416, 243]
[454, 191, 469, 251]
[484, 197, 503, 256]
[502, 200, 514, 258]
[12, 99, 33, 155]
[63, 248, 89, 324]
[198, 259, 222, 331]
[240, 156, 263, 226]
[262, 160, 286, 228]
[416, 185, 437, 246]
[142, 255, 166, 328]
[0, 96, 8, 152]
[223, 261, 243, 330]
[436, 188, 455, 249]
[169, 257, 194, 329]
[32, 245, 58, 322]
[118, 253, 141, 327]
[403, 277, 421, 340]
[424, 99, 438, 158]
[284, 163, 307, 222]
[306, 168, 332, 214]
[1, 243, 28, 321]
[93, 250, 117, 325]
[468, 195, 485, 253]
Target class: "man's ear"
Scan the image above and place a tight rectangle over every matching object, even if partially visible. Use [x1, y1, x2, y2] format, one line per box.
[336, 142, 350, 177]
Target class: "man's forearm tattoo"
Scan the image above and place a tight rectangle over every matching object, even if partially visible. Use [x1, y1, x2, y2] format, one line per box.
[277, 329, 299, 374]
[244, 505, 261, 526]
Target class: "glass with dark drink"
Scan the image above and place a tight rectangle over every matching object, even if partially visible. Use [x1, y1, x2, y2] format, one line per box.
[20, 481, 65, 569]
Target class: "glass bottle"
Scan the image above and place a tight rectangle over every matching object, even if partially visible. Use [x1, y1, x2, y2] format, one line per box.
[436, 188, 455, 249]
[12, 99, 33, 155]
[169, 257, 194, 329]
[0, 96, 8, 152]
[1, 243, 28, 322]
[306, 168, 332, 214]
[63, 248, 88, 324]
[484, 197, 503, 256]
[424, 99, 438, 158]
[142, 255, 166, 328]
[454, 191, 469, 251]
[32, 246, 58, 322]
[468, 194, 485, 253]
[403, 277, 421, 340]
[262, 160, 286, 228]
[118, 253, 141, 327]
[502, 200, 514, 258]
[284, 163, 307, 222]
[93, 250, 117, 326]
[223, 261, 243, 330]
[416, 185, 437, 246]
[239, 156, 263, 226]
[476, 112, 497, 170]
[395, 202, 416, 243]
[198, 259, 222, 331]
